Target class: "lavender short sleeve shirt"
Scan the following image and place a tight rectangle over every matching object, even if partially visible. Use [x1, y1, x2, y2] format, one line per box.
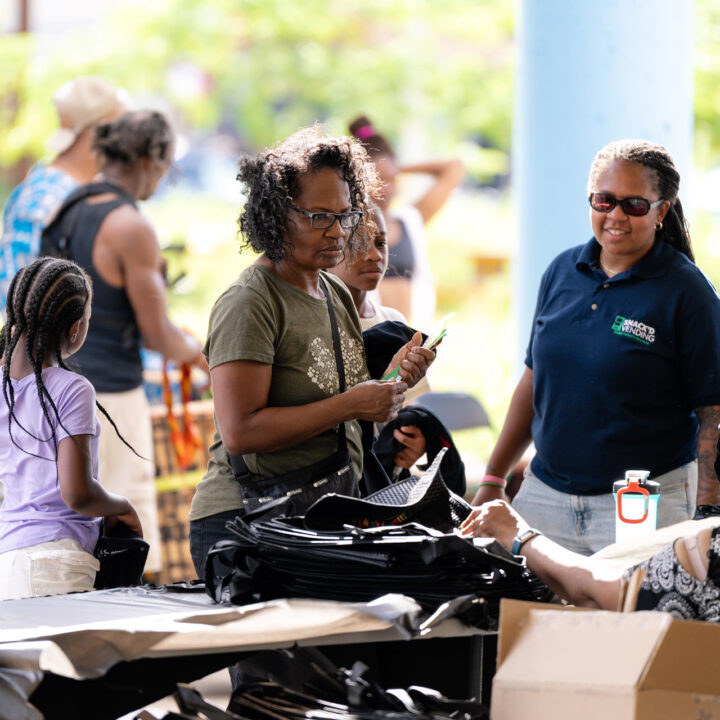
[0, 366, 102, 554]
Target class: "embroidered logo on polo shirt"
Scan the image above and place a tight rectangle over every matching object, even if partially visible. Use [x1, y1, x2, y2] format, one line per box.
[611, 316, 655, 345]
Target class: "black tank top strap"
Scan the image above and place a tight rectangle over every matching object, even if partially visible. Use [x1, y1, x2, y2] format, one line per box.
[67, 180, 135, 207]
[41, 181, 136, 260]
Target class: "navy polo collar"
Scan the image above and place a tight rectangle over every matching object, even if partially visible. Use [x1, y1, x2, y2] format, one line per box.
[576, 237, 672, 279]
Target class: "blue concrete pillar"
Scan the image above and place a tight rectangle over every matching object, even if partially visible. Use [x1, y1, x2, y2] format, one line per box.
[512, 0, 694, 356]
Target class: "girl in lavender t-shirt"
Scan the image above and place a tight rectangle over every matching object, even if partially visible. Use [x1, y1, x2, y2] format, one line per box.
[0, 257, 142, 600]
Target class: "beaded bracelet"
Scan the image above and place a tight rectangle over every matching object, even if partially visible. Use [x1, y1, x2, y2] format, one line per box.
[479, 474, 507, 489]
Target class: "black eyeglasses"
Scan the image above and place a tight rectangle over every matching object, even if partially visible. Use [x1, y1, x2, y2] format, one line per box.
[290, 205, 362, 230]
[589, 193, 663, 217]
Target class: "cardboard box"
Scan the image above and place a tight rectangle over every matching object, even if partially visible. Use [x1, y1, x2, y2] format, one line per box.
[491, 598, 720, 720]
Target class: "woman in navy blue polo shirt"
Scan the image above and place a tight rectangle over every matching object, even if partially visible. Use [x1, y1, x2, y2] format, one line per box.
[472, 139, 720, 555]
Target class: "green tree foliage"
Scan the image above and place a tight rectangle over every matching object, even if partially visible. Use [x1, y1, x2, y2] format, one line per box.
[122, 0, 515, 159]
[695, 0, 720, 167]
[8, 1, 720, 176]
[0, 0, 514, 183]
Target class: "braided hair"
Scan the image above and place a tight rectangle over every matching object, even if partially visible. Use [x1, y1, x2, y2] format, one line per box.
[588, 139, 694, 262]
[1, 257, 135, 462]
[236, 124, 381, 263]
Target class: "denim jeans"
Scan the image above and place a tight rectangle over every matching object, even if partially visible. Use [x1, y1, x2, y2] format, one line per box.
[512, 461, 697, 556]
[189, 509, 241, 580]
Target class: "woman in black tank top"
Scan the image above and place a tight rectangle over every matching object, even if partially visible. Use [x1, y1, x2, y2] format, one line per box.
[60, 110, 204, 392]
[46, 110, 206, 578]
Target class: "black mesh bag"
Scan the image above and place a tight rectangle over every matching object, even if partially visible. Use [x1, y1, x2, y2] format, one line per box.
[303, 448, 471, 533]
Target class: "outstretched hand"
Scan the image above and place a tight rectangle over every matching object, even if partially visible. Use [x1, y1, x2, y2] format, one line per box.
[460, 500, 529, 551]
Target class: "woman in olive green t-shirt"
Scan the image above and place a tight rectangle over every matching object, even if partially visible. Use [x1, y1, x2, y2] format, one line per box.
[189, 126, 434, 576]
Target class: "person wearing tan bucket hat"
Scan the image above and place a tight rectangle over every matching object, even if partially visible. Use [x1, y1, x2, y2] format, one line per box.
[0, 76, 126, 311]
[48, 76, 127, 155]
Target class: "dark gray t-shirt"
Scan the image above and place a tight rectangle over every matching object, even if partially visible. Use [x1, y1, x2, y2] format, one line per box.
[189, 265, 368, 522]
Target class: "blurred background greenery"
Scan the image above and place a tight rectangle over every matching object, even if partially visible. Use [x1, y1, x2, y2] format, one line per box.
[4, 0, 720, 469]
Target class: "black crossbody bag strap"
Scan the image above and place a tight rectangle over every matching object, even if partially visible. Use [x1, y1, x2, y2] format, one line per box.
[227, 274, 347, 481]
[319, 275, 347, 446]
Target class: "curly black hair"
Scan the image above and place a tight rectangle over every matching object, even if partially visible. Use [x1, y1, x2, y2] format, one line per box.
[588, 139, 694, 262]
[236, 125, 381, 263]
[93, 110, 173, 169]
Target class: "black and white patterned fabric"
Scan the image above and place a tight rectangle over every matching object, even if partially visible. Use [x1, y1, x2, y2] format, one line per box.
[624, 526, 720, 621]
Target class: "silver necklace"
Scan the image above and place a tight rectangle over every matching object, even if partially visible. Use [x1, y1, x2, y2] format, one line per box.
[598, 257, 620, 278]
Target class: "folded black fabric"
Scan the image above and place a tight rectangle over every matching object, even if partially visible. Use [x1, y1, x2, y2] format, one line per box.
[373, 406, 466, 496]
[228, 681, 483, 720]
[175, 684, 243, 719]
[359, 418, 393, 497]
[304, 447, 470, 532]
[205, 514, 551, 629]
[362, 321, 428, 380]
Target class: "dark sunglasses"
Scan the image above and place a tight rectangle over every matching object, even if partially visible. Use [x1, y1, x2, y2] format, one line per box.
[290, 205, 362, 230]
[589, 192, 664, 217]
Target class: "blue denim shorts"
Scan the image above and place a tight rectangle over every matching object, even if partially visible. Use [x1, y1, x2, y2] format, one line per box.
[511, 461, 697, 555]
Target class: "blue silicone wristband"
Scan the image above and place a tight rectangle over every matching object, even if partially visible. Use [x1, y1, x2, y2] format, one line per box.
[511, 528, 543, 555]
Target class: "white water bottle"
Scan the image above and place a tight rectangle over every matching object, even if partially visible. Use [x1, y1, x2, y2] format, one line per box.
[612, 470, 660, 543]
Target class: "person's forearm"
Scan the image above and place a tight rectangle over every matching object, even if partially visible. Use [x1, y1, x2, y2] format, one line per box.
[471, 368, 534, 505]
[695, 405, 720, 505]
[221, 392, 356, 456]
[143, 322, 202, 365]
[399, 159, 464, 177]
[520, 536, 621, 610]
[64, 482, 132, 519]
[463, 500, 621, 609]
[405, 158, 464, 224]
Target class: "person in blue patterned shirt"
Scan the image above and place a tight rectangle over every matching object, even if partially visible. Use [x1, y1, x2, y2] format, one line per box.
[0, 76, 126, 310]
